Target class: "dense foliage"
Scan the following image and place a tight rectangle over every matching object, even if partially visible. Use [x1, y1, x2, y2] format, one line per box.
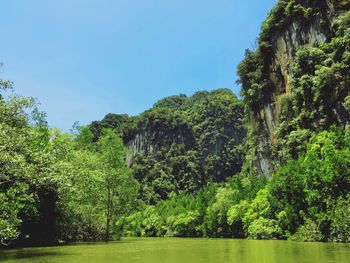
[0, 85, 138, 246]
[120, 127, 350, 242]
[239, 1, 350, 109]
[91, 89, 246, 204]
[117, 1, 350, 242]
[274, 10, 350, 162]
[238, 2, 350, 174]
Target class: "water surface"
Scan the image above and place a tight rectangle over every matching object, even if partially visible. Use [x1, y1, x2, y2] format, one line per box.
[1, 238, 350, 263]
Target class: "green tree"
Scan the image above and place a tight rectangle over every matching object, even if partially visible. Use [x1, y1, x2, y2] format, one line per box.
[97, 129, 139, 241]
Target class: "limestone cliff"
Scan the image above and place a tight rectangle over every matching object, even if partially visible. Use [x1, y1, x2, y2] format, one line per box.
[239, 0, 350, 176]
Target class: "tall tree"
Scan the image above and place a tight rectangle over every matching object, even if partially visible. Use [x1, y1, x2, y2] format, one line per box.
[97, 129, 139, 241]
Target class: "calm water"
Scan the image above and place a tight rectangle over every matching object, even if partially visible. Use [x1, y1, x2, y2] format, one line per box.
[1, 238, 350, 263]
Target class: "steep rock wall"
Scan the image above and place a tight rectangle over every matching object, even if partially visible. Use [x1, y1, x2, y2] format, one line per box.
[250, 0, 345, 176]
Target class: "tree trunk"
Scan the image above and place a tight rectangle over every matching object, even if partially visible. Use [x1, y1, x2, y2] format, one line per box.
[105, 183, 111, 242]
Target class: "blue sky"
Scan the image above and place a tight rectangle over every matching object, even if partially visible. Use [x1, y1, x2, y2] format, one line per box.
[0, 0, 277, 131]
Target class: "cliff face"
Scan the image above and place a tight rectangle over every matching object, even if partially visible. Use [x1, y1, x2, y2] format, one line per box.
[125, 124, 193, 164]
[240, 0, 350, 176]
[126, 131, 153, 161]
[254, 20, 330, 175]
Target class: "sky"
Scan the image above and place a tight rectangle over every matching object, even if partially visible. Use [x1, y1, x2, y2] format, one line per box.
[0, 0, 277, 131]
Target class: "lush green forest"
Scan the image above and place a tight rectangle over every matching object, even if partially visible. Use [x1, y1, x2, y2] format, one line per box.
[1, 0, 350, 247]
[90, 89, 246, 204]
[119, 128, 350, 241]
[0, 84, 139, 246]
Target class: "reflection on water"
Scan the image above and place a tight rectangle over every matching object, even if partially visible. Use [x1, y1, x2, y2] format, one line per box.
[1, 238, 350, 263]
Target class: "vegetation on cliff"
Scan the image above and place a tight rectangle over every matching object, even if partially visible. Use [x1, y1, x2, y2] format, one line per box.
[91, 89, 246, 204]
[117, 0, 350, 242]
[119, 127, 350, 242]
[238, 1, 350, 173]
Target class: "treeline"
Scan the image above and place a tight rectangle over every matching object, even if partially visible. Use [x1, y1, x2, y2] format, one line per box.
[119, 128, 350, 242]
[0, 85, 138, 246]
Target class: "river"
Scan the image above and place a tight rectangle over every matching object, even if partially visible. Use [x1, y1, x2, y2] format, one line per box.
[1, 238, 350, 263]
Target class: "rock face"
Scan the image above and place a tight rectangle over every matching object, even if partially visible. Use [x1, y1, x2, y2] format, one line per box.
[125, 125, 193, 165]
[126, 130, 153, 164]
[249, 0, 350, 176]
[254, 22, 329, 175]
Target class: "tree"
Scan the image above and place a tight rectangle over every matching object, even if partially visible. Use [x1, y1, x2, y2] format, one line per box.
[97, 129, 139, 241]
[0, 84, 58, 245]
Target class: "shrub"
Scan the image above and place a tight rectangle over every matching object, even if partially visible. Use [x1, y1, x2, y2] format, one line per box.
[168, 210, 201, 237]
[247, 218, 283, 239]
[329, 197, 350, 242]
[291, 219, 323, 242]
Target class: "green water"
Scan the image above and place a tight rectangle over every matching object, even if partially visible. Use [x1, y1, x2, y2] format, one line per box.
[1, 238, 350, 263]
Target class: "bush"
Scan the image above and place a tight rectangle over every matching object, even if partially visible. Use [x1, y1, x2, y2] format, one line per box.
[227, 200, 250, 237]
[247, 218, 283, 239]
[291, 219, 323, 242]
[329, 197, 350, 242]
[167, 210, 201, 237]
[242, 188, 271, 230]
